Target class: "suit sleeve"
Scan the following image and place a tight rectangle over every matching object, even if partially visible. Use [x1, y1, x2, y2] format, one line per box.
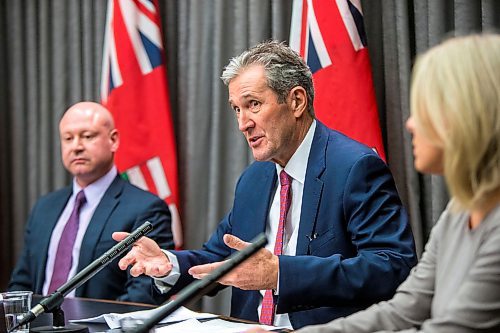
[118, 197, 174, 303]
[151, 169, 259, 297]
[8, 202, 40, 292]
[276, 154, 417, 313]
[161, 212, 234, 296]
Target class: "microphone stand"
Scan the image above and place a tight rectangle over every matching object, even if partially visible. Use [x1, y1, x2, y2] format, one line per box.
[11, 221, 154, 333]
[129, 233, 268, 333]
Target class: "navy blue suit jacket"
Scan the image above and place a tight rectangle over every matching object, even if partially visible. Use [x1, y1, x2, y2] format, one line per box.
[166, 122, 417, 328]
[9, 176, 174, 305]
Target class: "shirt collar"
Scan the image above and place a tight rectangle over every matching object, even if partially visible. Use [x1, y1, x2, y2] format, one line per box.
[72, 166, 118, 205]
[275, 120, 316, 184]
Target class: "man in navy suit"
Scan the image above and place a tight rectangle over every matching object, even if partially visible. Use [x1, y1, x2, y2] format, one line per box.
[9, 102, 173, 305]
[114, 41, 417, 328]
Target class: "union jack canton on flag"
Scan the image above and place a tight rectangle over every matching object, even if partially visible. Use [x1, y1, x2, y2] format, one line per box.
[290, 0, 386, 161]
[101, 0, 183, 247]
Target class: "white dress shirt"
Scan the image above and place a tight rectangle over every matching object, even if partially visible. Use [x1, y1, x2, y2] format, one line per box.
[261, 120, 316, 328]
[43, 166, 118, 297]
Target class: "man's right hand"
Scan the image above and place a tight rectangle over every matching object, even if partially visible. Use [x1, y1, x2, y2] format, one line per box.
[112, 232, 173, 277]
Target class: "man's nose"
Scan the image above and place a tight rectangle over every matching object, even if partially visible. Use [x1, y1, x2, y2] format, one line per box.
[238, 109, 254, 132]
[70, 137, 84, 150]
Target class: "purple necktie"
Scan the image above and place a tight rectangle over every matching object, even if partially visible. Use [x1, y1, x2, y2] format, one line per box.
[48, 190, 86, 294]
[260, 170, 292, 325]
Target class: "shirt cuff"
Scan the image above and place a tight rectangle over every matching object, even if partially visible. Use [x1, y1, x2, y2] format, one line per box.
[153, 250, 181, 293]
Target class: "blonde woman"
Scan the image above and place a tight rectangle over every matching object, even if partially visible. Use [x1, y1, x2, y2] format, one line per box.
[249, 33, 500, 332]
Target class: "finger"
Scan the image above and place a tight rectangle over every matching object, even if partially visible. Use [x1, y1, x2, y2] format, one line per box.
[112, 231, 130, 242]
[145, 262, 173, 277]
[188, 262, 222, 276]
[191, 273, 210, 280]
[118, 258, 129, 270]
[223, 234, 250, 251]
[138, 236, 161, 254]
[129, 262, 146, 277]
[158, 262, 174, 276]
[118, 251, 137, 270]
[216, 275, 236, 287]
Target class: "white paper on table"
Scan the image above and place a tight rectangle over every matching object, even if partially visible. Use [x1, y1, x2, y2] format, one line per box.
[156, 318, 285, 333]
[69, 305, 218, 329]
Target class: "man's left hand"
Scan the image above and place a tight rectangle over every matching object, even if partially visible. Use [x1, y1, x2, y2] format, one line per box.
[188, 234, 279, 290]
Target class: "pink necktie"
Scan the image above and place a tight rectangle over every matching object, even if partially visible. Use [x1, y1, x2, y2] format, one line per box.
[48, 190, 86, 294]
[260, 170, 292, 325]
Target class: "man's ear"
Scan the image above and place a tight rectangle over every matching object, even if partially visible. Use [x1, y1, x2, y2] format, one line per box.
[110, 129, 120, 152]
[289, 86, 308, 118]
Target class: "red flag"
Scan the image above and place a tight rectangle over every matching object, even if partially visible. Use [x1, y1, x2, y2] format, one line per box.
[290, 0, 386, 161]
[101, 0, 182, 247]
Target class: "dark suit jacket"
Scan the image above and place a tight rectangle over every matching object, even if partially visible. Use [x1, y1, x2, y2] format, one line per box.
[165, 121, 416, 329]
[9, 175, 174, 305]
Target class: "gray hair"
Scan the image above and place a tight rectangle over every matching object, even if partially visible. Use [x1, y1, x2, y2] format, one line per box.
[221, 40, 315, 117]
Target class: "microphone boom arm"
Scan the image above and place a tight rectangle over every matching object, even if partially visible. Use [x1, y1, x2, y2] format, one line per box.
[11, 221, 154, 331]
[131, 233, 268, 333]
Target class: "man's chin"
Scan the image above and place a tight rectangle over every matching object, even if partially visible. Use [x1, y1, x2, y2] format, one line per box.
[70, 166, 90, 175]
[70, 168, 93, 181]
[251, 153, 271, 162]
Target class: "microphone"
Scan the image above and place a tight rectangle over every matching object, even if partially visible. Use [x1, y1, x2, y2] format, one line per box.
[10, 221, 154, 332]
[130, 233, 268, 333]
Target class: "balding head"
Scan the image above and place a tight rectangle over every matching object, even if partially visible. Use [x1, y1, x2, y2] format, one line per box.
[59, 102, 119, 187]
[61, 101, 115, 131]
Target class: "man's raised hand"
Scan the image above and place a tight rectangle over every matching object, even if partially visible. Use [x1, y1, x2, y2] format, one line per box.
[112, 232, 173, 277]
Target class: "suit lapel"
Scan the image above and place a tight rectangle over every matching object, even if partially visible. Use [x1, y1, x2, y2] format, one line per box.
[75, 176, 122, 295]
[254, 164, 277, 237]
[296, 122, 327, 255]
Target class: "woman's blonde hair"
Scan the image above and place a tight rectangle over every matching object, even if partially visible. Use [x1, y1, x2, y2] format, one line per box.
[410, 33, 500, 210]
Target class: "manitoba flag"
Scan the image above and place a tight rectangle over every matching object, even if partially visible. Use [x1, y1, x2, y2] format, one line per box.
[290, 0, 386, 161]
[101, 0, 183, 247]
